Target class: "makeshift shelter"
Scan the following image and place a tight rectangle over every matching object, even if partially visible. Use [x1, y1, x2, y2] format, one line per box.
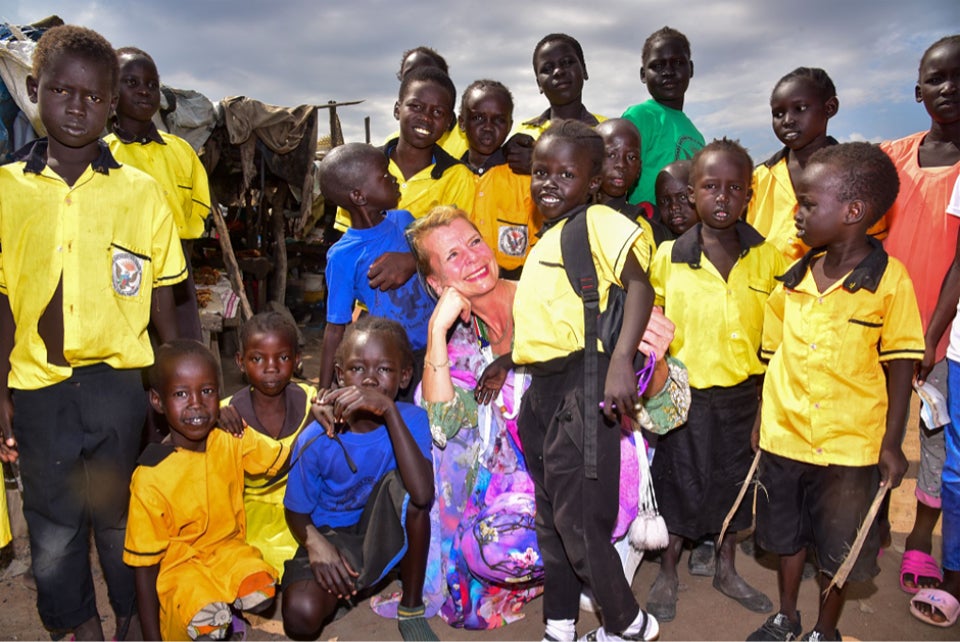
[0, 16, 363, 325]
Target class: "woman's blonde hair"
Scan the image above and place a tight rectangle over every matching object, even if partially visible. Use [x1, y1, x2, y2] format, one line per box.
[406, 205, 481, 278]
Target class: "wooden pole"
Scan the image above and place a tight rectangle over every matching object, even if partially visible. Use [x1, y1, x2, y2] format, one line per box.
[211, 202, 254, 321]
[825, 484, 890, 593]
[270, 188, 288, 307]
[717, 449, 762, 549]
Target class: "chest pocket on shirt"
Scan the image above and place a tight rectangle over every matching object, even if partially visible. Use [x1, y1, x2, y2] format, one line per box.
[110, 243, 152, 299]
[839, 314, 884, 378]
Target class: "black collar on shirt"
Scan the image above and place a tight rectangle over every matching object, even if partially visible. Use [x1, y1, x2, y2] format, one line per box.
[671, 221, 765, 268]
[778, 236, 888, 293]
[111, 121, 166, 145]
[16, 138, 121, 175]
[460, 148, 507, 175]
[603, 195, 644, 221]
[521, 106, 601, 129]
[381, 137, 464, 179]
[760, 136, 839, 169]
[228, 383, 307, 441]
[538, 203, 589, 237]
[137, 442, 175, 467]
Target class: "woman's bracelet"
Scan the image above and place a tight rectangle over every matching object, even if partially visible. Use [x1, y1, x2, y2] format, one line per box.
[424, 357, 451, 372]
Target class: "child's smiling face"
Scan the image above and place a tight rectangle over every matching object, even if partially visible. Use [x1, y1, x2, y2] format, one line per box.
[770, 77, 837, 152]
[916, 39, 960, 126]
[530, 136, 601, 221]
[534, 40, 586, 108]
[150, 354, 220, 452]
[394, 79, 454, 150]
[690, 150, 752, 230]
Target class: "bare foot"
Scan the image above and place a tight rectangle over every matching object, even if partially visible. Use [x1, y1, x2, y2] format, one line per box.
[647, 571, 679, 622]
[913, 599, 949, 624]
[713, 572, 773, 613]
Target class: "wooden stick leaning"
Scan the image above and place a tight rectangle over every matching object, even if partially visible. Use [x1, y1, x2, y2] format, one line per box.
[211, 203, 254, 321]
[824, 483, 890, 594]
[717, 448, 762, 549]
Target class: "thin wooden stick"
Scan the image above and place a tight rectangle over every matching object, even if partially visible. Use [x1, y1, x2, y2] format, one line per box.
[717, 449, 762, 549]
[211, 203, 254, 321]
[825, 483, 890, 594]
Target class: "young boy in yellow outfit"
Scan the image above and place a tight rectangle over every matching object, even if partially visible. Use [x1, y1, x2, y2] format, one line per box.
[750, 142, 924, 642]
[125, 341, 287, 641]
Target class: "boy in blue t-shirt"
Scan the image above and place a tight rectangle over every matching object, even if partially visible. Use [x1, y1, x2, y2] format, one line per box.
[283, 316, 436, 641]
[318, 143, 434, 396]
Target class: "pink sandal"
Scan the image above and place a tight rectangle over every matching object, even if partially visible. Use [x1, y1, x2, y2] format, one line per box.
[900, 550, 943, 594]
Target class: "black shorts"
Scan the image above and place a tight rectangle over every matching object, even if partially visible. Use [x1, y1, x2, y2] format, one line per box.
[652, 378, 758, 539]
[282, 469, 409, 591]
[756, 451, 880, 582]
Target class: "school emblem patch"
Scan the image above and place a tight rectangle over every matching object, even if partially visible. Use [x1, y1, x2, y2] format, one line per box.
[112, 250, 143, 296]
[498, 224, 528, 257]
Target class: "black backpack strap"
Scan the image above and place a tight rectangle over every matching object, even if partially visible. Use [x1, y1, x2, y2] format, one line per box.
[560, 211, 600, 480]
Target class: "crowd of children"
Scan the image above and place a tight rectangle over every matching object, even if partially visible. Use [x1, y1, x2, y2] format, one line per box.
[0, 18, 958, 642]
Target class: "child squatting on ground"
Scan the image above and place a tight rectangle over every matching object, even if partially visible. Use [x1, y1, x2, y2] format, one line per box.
[0, 24, 186, 641]
[749, 142, 925, 642]
[512, 119, 657, 642]
[281, 316, 438, 641]
[124, 341, 287, 641]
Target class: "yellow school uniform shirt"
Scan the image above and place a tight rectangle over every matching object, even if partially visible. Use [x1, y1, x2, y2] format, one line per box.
[513, 204, 651, 365]
[467, 150, 540, 272]
[106, 126, 212, 239]
[221, 382, 314, 579]
[512, 107, 606, 140]
[746, 149, 811, 262]
[759, 240, 924, 466]
[334, 140, 476, 231]
[124, 428, 286, 641]
[0, 140, 186, 390]
[651, 222, 786, 390]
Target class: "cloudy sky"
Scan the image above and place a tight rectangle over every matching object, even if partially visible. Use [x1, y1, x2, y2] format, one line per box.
[6, 1, 958, 160]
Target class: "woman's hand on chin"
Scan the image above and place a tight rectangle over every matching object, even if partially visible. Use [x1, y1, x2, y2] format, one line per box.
[429, 286, 473, 333]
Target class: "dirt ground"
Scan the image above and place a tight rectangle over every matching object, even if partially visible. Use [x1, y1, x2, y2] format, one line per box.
[0, 329, 956, 640]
